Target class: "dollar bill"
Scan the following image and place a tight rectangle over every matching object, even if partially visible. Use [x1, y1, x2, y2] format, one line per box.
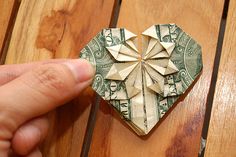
[79, 24, 202, 135]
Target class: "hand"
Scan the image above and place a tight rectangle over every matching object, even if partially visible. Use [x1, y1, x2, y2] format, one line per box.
[0, 59, 94, 157]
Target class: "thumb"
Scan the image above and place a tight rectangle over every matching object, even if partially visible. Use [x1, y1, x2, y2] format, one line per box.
[0, 59, 94, 132]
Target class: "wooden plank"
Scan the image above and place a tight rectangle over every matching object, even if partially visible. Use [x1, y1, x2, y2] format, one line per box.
[4, 0, 116, 156]
[88, 0, 225, 156]
[204, 0, 236, 156]
[0, 0, 18, 62]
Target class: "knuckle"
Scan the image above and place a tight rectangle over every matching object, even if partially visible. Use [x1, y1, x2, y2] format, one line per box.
[31, 64, 71, 92]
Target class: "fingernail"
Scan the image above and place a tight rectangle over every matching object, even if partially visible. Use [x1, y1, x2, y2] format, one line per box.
[63, 59, 95, 83]
[21, 125, 41, 142]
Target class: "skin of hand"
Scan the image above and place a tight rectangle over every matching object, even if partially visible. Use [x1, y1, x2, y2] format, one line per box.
[0, 59, 95, 157]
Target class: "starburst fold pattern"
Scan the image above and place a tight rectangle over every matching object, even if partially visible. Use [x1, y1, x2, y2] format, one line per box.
[105, 29, 183, 100]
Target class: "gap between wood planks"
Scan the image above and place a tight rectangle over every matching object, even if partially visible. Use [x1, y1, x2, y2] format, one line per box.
[199, 0, 230, 156]
[80, 0, 122, 157]
[0, 0, 21, 64]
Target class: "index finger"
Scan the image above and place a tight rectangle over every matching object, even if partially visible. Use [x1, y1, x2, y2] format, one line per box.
[0, 59, 68, 85]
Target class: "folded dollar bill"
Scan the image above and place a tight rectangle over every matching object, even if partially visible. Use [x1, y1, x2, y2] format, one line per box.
[80, 24, 203, 135]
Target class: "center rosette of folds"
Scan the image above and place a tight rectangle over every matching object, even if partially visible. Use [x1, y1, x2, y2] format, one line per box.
[104, 29, 180, 100]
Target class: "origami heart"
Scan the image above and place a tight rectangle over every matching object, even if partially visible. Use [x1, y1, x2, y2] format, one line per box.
[80, 24, 203, 135]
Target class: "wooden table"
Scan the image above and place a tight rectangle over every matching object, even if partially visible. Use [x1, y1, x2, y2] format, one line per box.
[0, 0, 235, 156]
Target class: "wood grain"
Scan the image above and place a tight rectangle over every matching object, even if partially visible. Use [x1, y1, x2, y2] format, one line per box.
[88, 0, 224, 156]
[4, 0, 116, 156]
[204, 0, 236, 156]
[0, 0, 17, 61]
